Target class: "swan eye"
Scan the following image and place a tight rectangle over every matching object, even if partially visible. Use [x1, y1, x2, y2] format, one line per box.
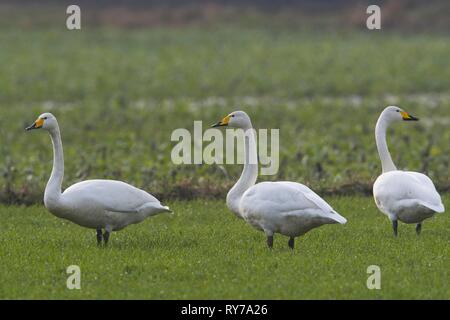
[42, 117, 48, 120]
[231, 115, 235, 118]
[396, 110, 400, 113]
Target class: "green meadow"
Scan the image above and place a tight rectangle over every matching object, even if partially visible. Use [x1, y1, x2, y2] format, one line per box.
[1, 196, 450, 299]
[0, 28, 449, 202]
[0, 26, 449, 299]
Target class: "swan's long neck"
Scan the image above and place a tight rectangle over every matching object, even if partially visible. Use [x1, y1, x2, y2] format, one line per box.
[44, 125, 64, 208]
[226, 126, 258, 217]
[375, 114, 397, 173]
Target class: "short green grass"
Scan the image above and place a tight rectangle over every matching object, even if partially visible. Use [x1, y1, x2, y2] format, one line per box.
[1, 20, 449, 300]
[1, 196, 449, 299]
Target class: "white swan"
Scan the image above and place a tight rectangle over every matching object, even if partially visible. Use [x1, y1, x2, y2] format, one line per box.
[212, 111, 347, 250]
[373, 106, 444, 236]
[26, 113, 171, 245]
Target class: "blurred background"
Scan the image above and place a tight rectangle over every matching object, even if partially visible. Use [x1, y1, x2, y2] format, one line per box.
[0, 0, 449, 204]
[2, 0, 450, 31]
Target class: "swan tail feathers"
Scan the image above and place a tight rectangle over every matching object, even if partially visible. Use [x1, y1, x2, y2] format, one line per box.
[418, 201, 445, 213]
[161, 205, 173, 214]
[137, 202, 173, 215]
[329, 211, 347, 224]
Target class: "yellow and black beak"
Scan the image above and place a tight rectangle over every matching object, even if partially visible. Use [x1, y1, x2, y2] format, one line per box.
[25, 118, 44, 131]
[211, 115, 231, 128]
[400, 111, 419, 121]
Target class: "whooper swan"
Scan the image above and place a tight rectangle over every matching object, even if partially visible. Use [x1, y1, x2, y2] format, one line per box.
[212, 111, 347, 250]
[26, 113, 171, 245]
[373, 106, 444, 236]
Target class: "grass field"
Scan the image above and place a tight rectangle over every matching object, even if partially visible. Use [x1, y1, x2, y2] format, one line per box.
[0, 28, 449, 203]
[1, 196, 450, 299]
[1, 20, 450, 300]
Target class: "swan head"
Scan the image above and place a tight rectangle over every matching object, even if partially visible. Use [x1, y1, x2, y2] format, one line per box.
[26, 112, 58, 131]
[211, 110, 252, 129]
[382, 106, 419, 123]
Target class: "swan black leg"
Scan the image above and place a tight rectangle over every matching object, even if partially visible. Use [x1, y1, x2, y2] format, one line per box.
[392, 220, 398, 237]
[288, 237, 295, 250]
[103, 231, 110, 246]
[267, 235, 273, 249]
[96, 229, 102, 246]
[416, 223, 422, 235]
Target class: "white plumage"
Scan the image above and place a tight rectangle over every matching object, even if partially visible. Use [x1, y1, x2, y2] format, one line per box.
[241, 181, 347, 237]
[26, 112, 171, 245]
[212, 111, 346, 250]
[373, 106, 444, 236]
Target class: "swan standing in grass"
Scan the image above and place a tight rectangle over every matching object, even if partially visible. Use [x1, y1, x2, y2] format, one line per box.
[26, 113, 171, 245]
[373, 106, 444, 236]
[212, 111, 347, 250]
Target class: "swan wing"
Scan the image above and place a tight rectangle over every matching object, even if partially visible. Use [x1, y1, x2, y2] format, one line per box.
[62, 180, 169, 214]
[241, 181, 346, 223]
[279, 181, 336, 213]
[374, 171, 444, 213]
[403, 171, 444, 212]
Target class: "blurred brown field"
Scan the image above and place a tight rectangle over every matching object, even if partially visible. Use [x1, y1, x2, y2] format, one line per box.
[1, 0, 449, 32]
